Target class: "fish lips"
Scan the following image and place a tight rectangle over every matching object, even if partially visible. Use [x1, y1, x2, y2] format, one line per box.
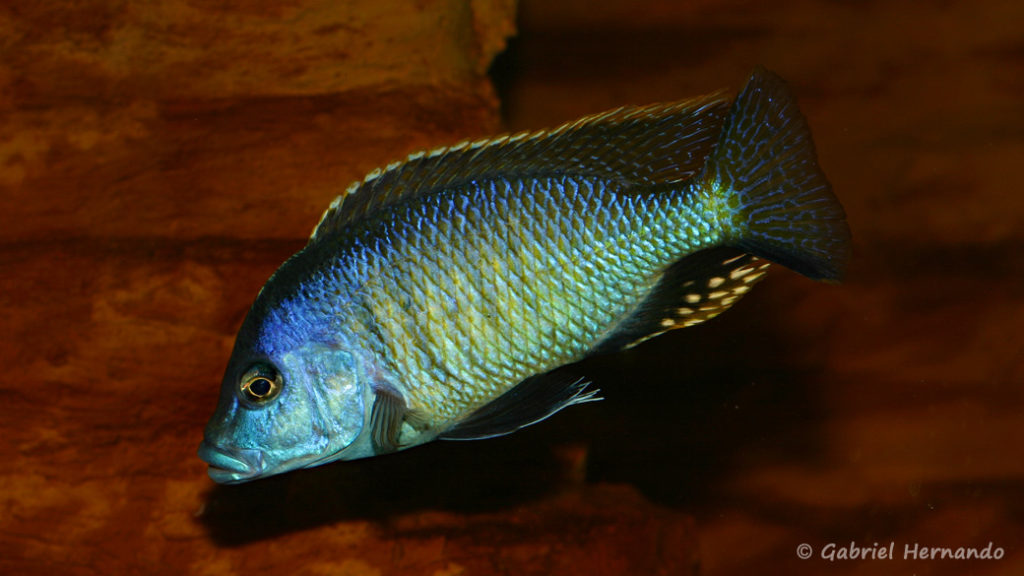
[197, 441, 265, 484]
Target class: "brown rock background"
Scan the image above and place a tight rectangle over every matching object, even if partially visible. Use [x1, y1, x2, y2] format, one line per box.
[2, 0, 1022, 575]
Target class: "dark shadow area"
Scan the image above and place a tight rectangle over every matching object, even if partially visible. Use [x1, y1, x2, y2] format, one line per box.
[200, 416, 576, 546]
[487, 33, 522, 127]
[582, 281, 831, 509]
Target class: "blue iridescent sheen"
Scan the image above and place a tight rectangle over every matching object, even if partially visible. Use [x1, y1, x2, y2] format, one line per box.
[199, 68, 850, 483]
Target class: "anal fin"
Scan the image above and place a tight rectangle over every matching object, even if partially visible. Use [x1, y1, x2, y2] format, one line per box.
[595, 247, 771, 352]
[440, 373, 601, 441]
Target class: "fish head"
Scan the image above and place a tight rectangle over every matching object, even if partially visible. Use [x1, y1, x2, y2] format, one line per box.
[198, 300, 377, 484]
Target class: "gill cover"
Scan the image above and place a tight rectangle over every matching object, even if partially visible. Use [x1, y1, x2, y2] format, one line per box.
[199, 344, 370, 483]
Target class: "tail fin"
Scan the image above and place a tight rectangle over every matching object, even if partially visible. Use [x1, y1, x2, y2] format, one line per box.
[704, 67, 851, 281]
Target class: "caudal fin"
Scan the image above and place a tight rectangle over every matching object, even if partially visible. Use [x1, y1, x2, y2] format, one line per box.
[705, 68, 851, 281]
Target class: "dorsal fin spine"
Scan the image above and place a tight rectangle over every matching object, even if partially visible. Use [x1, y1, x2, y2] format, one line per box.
[308, 93, 730, 244]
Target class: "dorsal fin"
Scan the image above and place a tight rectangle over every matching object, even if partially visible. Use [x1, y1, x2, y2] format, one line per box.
[594, 247, 771, 352]
[309, 94, 730, 243]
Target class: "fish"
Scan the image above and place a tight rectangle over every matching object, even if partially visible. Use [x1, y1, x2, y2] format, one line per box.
[198, 67, 851, 484]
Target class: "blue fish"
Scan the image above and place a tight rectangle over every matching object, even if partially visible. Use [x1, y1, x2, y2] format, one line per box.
[199, 68, 851, 484]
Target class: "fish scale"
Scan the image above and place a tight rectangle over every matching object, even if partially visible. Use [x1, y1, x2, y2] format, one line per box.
[350, 175, 721, 421]
[199, 69, 851, 483]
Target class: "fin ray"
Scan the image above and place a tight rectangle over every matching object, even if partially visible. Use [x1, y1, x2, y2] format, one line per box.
[440, 373, 600, 441]
[310, 95, 730, 243]
[594, 247, 770, 352]
[369, 385, 406, 454]
[705, 67, 851, 281]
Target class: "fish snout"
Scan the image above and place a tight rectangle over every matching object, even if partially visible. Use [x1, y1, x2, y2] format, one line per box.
[197, 441, 265, 484]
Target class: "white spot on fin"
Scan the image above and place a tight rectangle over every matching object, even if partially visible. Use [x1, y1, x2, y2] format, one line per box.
[722, 254, 746, 266]
[730, 267, 753, 279]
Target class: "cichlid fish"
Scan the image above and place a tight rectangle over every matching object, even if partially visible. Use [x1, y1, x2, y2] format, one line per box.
[198, 68, 850, 484]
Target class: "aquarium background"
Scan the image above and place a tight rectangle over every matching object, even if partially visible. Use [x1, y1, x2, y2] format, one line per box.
[2, 1, 1021, 574]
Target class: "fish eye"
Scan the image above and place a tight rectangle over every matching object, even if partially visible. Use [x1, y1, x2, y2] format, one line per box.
[239, 364, 282, 403]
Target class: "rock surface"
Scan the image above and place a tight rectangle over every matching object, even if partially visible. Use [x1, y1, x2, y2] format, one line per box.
[3, 0, 1024, 575]
[1, 0, 512, 240]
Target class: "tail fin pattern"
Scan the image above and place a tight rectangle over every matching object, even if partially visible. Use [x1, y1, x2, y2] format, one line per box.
[705, 67, 851, 281]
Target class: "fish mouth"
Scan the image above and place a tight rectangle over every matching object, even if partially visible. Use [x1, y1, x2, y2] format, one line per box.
[197, 441, 264, 484]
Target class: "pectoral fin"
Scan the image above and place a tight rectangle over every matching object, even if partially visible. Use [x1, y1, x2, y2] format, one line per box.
[440, 373, 600, 441]
[369, 385, 407, 454]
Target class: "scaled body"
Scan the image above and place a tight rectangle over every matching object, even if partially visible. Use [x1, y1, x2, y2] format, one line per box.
[199, 69, 851, 483]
